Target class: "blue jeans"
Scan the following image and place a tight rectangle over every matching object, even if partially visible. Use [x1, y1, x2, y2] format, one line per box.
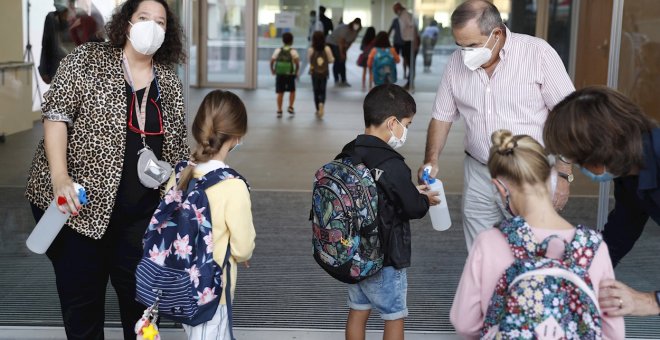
[347, 266, 408, 320]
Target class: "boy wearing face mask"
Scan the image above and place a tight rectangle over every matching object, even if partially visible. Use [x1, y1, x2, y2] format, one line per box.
[340, 84, 438, 340]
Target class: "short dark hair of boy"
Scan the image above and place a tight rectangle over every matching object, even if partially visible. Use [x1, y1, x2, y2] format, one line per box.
[363, 84, 416, 127]
[373, 31, 391, 48]
[282, 32, 293, 45]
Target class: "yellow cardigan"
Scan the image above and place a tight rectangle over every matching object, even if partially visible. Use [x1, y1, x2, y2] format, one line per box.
[166, 167, 256, 304]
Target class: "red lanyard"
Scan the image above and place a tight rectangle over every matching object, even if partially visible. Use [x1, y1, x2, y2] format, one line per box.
[121, 54, 164, 137]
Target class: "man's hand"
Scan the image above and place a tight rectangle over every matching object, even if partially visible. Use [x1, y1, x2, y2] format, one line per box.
[599, 279, 660, 316]
[417, 163, 438, 185]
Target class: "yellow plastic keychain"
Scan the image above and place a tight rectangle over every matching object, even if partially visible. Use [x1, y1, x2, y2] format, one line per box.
[135, 300, 160, 340]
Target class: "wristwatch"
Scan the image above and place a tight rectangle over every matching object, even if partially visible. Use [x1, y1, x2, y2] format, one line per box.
[557, 171, 574, 183]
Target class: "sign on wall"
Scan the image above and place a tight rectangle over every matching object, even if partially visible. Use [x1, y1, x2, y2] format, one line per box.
[275, 12, 295, 28]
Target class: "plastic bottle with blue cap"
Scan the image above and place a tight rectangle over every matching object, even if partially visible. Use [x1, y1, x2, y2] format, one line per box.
[422, 166, 451, 231]
[26, 183, 88, 254]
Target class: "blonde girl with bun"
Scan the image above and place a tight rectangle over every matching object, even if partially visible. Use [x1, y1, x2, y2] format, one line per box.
[450, 129, 624, 339]
[173, 90, 256, 340]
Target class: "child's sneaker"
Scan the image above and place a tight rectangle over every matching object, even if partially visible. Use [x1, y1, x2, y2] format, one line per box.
[317, 103, 325, 118]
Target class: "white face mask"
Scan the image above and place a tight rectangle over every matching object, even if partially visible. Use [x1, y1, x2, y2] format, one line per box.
[128, 20, 165, 55]
[461, 29, 499, 71]
[353, 23, 361, 31]
[387, 119, 407, 149]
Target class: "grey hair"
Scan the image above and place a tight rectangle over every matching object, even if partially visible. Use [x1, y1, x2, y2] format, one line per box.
[451, 0, 503, 35]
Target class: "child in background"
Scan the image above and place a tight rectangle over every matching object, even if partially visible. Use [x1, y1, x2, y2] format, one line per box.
[368, 31, 401, 88]
[308, 31, 334, 118]
[357, 27, 376, 89]
[342, 84, 438, 340]
[177, 90, 256, 339]
[450, 130, 624, 339]
[271, 32, 299, 117]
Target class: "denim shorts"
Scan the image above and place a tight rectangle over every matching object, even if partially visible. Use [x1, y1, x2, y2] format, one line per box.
[347, 266, 408, 320]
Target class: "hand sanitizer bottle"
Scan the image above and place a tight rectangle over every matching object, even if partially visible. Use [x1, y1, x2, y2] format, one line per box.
[26, 183, 88, 254]
[422, 167, 451, 231]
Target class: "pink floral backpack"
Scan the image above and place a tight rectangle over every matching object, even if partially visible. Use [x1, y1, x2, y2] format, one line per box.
[482, 217, 604, 340]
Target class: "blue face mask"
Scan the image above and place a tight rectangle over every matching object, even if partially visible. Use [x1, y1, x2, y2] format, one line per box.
[580, 166, 616, 182]
[495, 179, 516, 217]
[229, 139, 243, 153]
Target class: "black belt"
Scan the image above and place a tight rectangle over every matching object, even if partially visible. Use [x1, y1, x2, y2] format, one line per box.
[465, 151, 486, 166]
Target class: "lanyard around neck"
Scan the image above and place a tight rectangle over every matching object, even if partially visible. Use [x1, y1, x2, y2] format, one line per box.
[121, 53, 155, 140]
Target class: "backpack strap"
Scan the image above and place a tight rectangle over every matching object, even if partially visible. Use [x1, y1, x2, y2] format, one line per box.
[497, 217, 535, 260]
[565, 226, 603, 270]
[536, 234, 568, 259]
[220, 242, 235, 340]
[194, 166, 250, 192]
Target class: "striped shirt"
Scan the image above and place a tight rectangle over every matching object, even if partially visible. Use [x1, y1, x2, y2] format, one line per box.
[431, 27, 575, 164]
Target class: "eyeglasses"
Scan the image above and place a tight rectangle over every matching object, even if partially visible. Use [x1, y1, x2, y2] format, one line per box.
[128, 95, 164, 136]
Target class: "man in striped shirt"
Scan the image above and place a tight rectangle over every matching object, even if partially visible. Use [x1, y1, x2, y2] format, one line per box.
[420, 0, 575, 249]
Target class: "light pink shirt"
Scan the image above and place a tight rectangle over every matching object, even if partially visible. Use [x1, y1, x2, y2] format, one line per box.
[432, 28, 575, 164]
[450, 226, 625, 340]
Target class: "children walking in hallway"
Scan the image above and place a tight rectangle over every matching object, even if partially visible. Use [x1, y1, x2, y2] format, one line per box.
[271, 32, 299, 117]
[308, 31, 334, 118]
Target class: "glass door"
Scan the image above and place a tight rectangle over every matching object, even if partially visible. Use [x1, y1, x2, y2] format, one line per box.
[199, 0, 256, 88]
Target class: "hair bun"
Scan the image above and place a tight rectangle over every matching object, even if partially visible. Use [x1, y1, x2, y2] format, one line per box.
[492, 129, 517, 155]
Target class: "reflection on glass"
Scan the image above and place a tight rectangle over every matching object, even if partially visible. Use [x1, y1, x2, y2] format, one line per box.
[547, 0, 573, 68]
[505, 0, 535, 36]
[618, 0, 660, 122]
[39, 0, 106, 85]
[207, 0, 247, 84]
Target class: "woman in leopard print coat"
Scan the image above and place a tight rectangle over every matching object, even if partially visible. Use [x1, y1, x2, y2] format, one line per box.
[25, 1, 189, 338]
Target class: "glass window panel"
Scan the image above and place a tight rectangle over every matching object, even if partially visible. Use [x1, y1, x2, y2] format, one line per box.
[618, 0, 660, 122]
[547, 0, 573, 69]
[207, 0, 247, 84]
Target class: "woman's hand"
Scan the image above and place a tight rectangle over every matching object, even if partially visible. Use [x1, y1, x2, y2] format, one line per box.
[599, 279, 660, 316]
[51, 174, 81, 215]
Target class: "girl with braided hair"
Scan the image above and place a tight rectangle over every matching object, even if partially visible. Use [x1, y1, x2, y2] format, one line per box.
[172, 89, 256, 339]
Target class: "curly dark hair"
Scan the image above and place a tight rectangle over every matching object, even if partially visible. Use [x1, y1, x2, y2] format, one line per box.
[105, 0, 186, 66]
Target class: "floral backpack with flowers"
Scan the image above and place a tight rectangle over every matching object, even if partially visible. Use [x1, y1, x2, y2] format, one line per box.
[135, 160, 248, 328]
[482, 217, 604, 340]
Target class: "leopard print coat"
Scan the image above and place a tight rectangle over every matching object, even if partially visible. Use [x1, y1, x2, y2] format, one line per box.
[25, 42, 189, 240]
